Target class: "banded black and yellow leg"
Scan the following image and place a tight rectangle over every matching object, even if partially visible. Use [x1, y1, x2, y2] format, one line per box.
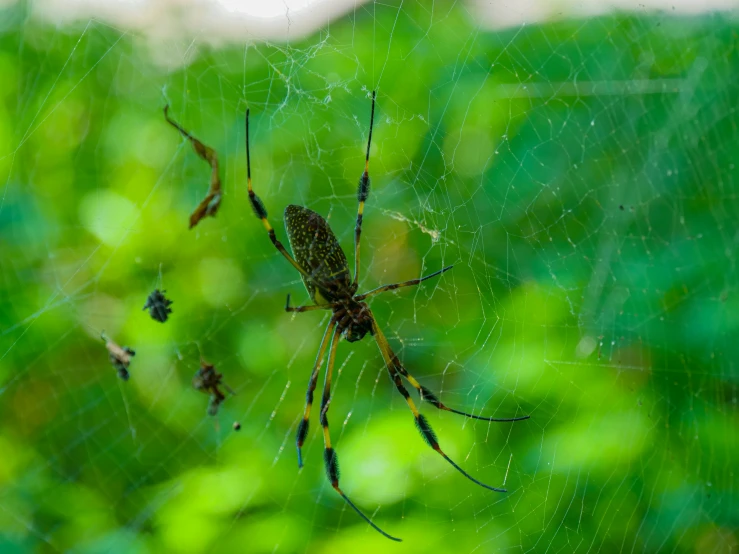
[320, 322, 401, 542]
[296, 317, 337, 468]
[163, 106, 222, 229]
[352, 90, 376, 287]
[386, 348, 530, 423]
[244, 109, 313, 280]
[355, 265, 454, 301]
[285, 294, 332, 314]
[372, 320, 507, 493]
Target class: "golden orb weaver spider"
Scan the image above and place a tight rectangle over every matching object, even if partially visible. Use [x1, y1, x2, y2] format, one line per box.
[165, 92, 529, 541]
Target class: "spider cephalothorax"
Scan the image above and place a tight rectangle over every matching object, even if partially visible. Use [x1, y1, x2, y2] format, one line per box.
[334, 298, 373, 343]
[165, 91, 529, 542]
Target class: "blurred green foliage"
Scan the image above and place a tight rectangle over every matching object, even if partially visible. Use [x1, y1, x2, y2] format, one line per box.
[0, 2, 737, 552]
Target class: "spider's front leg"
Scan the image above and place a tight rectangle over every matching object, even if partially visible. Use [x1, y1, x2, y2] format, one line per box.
[372, 319, 508, 493]
[317, 323, 401, 542]
[295, 318, 337, 467]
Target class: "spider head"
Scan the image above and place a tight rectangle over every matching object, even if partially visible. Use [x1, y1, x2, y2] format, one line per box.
[345, 322, 371, 343]
[343, 302, 373, 343]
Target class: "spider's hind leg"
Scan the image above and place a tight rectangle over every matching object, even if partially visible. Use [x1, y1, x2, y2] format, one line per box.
[243, 109, 313, 280]
[352, 90, 376, 288]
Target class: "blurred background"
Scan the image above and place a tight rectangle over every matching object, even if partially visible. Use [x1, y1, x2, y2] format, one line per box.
[1, 1, 738, 552]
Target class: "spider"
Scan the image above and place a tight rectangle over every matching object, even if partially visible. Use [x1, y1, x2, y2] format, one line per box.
[192, 360, 234, 416]
[143, 289, 173, 323]
[101, 333, 135, 381]
[167, 92, 529, 541]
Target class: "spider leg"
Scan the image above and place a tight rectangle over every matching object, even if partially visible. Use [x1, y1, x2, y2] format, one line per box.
[372, 319, 507, 493]
[285, 294, 332, 313]
[353, 90, 376, 287]
[243, 109, 313, 280]
[355, 265, 454, 301]
[391, 359, 529, 422]
[296, 317, 337, 468]
[163, 106, 222, 229]
[320, 323, 401, 542]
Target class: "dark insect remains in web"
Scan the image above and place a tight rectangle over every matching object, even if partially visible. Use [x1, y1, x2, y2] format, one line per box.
[143, 289, 173, 323]
[166, 92, 530, 542]
[102, 333, 135, 381]
[192, 360, 234, 416]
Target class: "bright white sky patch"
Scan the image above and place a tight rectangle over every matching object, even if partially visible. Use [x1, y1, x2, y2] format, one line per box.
[27, 0, 739, 51]
[219, 0, 314, 19]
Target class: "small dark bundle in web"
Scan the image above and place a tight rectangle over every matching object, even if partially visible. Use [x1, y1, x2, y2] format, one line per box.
[102, 333, 135, 381]
[192, 360, 235, 416]
[143, 289, 173, 323]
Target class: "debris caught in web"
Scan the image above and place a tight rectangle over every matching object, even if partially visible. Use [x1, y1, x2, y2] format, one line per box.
[143, 289, 173, 323]
[192, 359, 234, 416]
[163, 105, 222, 229]
[102, 333, 135, 381]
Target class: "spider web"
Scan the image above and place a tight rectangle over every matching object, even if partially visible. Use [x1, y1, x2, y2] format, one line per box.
[1, 2, 738, 552]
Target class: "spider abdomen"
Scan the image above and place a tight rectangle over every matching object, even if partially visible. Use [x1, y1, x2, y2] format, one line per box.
[284, 204, 352, 304]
